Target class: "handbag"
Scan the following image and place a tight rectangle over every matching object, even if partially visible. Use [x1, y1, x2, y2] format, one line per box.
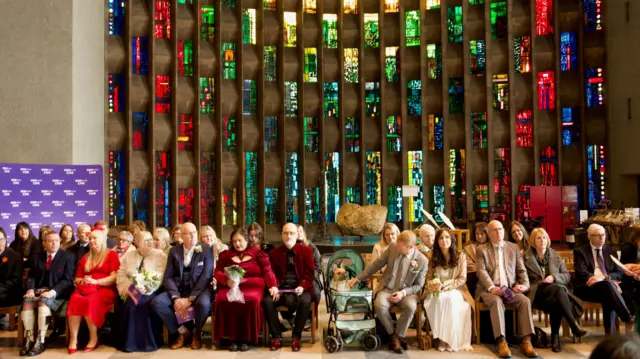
[76, 283, 99, 296]
[568, 292, 584, 318]
[532, 327, 549, 348]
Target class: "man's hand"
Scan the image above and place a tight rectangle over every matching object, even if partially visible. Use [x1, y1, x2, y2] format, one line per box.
[346, 278, 359, 288]
[40, 290, 54, 299]
[173, 298, 191, 312]
[512, 284, 528, 293]
[543, 275, 555, 284]
[389, 291, 405, 304]
[294, 286, 304, 296]
[269, 287, 280, 301]
[586, 276, 601, 287]
[24, 290, 35, 299]
[490, 287, 503, 296]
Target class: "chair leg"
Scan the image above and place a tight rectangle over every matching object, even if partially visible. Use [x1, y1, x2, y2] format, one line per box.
[544, 313, 549, 328]
[210, 315, 215, 349]
[475, 308, 481, 345]
[311, 306, 316, 344]
[17, 314, 23, 347]
[163, 326, 169, 347]
[596, 309, 600, 327]
[8, 308, 16, 331]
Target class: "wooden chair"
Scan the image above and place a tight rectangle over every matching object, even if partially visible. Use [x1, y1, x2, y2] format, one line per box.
[0, 305, 19, 333]
[474, 301, 517, 345]
[263, 305, 317, 346]
[574, 301, 628, 342]
[390, 299, 432, 350]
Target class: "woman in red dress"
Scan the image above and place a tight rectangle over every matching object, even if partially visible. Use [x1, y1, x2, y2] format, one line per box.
[66, 229, 120, 354]
[213, 228, 277, 351]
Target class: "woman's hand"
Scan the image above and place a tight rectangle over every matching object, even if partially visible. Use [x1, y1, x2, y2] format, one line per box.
[83, 276, 98, 285]
[543, 275, 555, 283]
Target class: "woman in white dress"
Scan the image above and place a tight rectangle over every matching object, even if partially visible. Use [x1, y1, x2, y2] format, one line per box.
[425, 228, 474, 352]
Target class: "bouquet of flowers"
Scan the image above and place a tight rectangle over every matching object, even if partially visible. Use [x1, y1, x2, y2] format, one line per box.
[427, 273, 442, 297]
[224, 265, 247, 303]
[121, 268, 162, 303]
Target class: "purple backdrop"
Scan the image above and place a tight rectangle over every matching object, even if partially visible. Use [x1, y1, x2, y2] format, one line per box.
[0, 163, 104, 243]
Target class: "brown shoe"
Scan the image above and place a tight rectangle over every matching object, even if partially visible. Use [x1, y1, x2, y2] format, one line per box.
[497, 338, 512, 358]
[391, 335, 404, 354]
[170, 332, 190, 350]
[191, 335, 202, 350]
[520, 338, 538, 358]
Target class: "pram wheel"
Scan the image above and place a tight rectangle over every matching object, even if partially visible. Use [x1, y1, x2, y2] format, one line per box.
[362, 334, 379, 351]
[324, 336, 340, 353]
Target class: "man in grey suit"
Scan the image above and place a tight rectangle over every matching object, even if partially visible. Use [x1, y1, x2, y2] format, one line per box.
[348, 230, 428, 354]
[476, 220, 537, 358]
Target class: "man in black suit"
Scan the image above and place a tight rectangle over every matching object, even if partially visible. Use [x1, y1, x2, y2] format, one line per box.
[151, 222, 213, 350]
[20, 230, 76, 356]
[66, 224, 91, 263]
[573, 223, 632, 336]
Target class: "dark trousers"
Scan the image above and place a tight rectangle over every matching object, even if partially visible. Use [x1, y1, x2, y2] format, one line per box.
[151, 290, 213, 337]
[261, 292, 311, 339]
[575, 280, 631, 336]
[534, 284, 578, 335]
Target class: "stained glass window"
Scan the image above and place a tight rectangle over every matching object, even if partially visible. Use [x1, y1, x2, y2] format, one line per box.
[346, 187, 361, 204]
[155, 1, 171, 39]
[155, 75, 170, 113]
[201, 6, 214, 41]
[344, 0, 357, 14]
[386, 116, 402, 152]
[178, 40, 193, 77]
[304, 117, 319, 152]
[285, 81, 298, 116]
[516, 110, 533, 147]
[155, 151, 172, 227]
[428, 114, 444, 150]
[264, 0, 276, 11]
[490, 1, 507, 39]
[536, 0, 553, 35]
[388, 186, 403, 222]
[473, 184, 489, 219]
[178, 0, 193, 4]
[584, 0, 602, 31]
[448, 78, 464, 114]
[265, 188, 278, 224]
[223, 188, 237, 225]
[492, 74, 509, 110]
[385, 0, 399, 12]
[223, 116, 237, 152]
[427, 0, 440, 10]
[108, 0, 125, 36]
[200, 77, 214, 114]
[449, 149, 466, 220]
[286, 152, 299, 223]
[245, 152, 258, 224]
[323, 14, 338, 48]
[242, 9, 257, 45]
[108, 73, 125, 113]
[264, 46, 276, 81]
[537, 71, 555, 110]
[132, 188, 149, 226]
[494, 148, 511, 216]
[133, 112, 148, 151]
[264, 116, 278, 152]
[304, 0, 316, 14]
[179, 188, 194, 224]
[223, 0, 235, 8]
[540, 146, 558, 186]
[365, 82, 380, 117]
[385, 47, 400, 82]
[562, 108, 579, 146]
[587, 144, 606, 210]
[469, 0, 483, 5]
[447, 6, 463, 43]
[243, 80, 257, 115]
[325, 152, 340, 222]
[514, 36, 531, 73]
[469, 40, 485, 76]
[305, 187, 320, 223]
[200, 152, 215, 225]
[427, 44, 442, 80]
[344, 48, 359, 83]
[407, 151, 423, 222]
[222, 43, 236, 80]
[560, 32, 577, 71]
[586, 68, 604, 107]
[324, 82, 339, 118]
[364, 14, 379, 48]
[406, 10, 420, 47]
[345, 117, 360, 152]
[304, 48, 318, 83]
[407, 80, 422, 116]
[433, 185, 445, 222]
[516, 184, 531, 221]
[366, 151, 381, 205]
[471, 112, 487, 149]
[108, 151, 125, 227]
[178, 114, 194, 152]
[132, 37, 148, 75]
[284, 12, 297, 47]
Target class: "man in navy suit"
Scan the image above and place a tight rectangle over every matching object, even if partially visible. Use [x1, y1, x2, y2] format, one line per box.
[151, 222, 213, 350]
[20, 230, 76, 356]
[574, 223, 632, 336]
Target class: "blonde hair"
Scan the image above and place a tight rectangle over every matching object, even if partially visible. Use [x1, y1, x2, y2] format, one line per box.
[397, 230, 417, 246]
[297, 225, 309, 246]
[199, 225, 219, 245]
[529, 227, 551, 248]
[154, 228, 171, 246]
[84, 230, 109, 273]
[381, 222, 400, 241]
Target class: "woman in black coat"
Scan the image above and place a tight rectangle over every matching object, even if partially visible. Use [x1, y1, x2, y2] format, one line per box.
[0, 227, 24, 306]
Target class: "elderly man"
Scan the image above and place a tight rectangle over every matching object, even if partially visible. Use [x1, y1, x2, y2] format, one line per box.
[262, 223, 315, 352]
[113, 231, 135, 260]
[574, 223, 632, 336]
[66, 224, 91, 263]
[348, 230, 428, 354]
[476, 220, 537, 358]
[151, 222, 213, 350]
[417, 224, 436, 256]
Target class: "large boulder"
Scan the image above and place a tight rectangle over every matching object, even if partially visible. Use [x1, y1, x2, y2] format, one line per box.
[337, 204, 388, 236]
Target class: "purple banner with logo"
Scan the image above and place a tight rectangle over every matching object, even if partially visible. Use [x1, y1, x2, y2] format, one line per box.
[0, 163, 104, 243]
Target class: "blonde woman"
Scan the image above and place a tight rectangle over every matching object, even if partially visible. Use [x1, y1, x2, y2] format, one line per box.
[371, 222, 400, 263]
[153, 228, 172, 255]
[66, 230, 120, 354]
[200, 225, 228, 267]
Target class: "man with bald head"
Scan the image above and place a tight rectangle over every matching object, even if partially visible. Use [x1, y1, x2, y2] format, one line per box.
[152, 222, 213, 350]
[261, 223, 315, 352]
[476, 220, 537, 358]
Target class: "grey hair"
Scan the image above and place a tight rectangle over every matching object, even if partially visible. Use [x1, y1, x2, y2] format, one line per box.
[419, 224, 435, 233]
[154, 228, 171, 245]
[119, 230, 134, 242]
[587, 223, 606, 234]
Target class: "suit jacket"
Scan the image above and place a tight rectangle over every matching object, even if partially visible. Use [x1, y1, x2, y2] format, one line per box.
[67, 241, 90, 264]
[464, 243, 478, 273]
[9, 238, 43, 265]
[0, 247, 23, 296]
[475, 241, 530, 299]
[163, 243, 213, 299]
[522, 247, 571, 302]
[573, 243, 623, 288]
[269, 243, 315, 298]
[426, 253, 474, 310]
[358, 243, 428, 297]
[26, 250, 76, 300]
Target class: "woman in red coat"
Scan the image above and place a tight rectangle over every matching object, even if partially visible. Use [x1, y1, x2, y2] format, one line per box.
[213, 227, 277, 351]
[66, 229, 120, 354]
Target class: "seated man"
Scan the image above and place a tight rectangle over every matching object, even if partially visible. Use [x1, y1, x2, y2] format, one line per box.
[574, 223, 632, 337]
[66, 223, 91, 263]
[476, 220, 537, 358]
[151, 222, 213, 350]
[21, 231, 76, 356]
[347, 230, 428, 354]
[261, 223, 315, 352]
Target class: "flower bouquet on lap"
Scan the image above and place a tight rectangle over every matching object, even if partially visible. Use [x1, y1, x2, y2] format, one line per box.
[121, 268, 162, 304]
[225, 265, 247, 303]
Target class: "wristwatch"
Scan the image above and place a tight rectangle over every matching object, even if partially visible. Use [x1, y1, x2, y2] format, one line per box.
[188, 296, 196, 303]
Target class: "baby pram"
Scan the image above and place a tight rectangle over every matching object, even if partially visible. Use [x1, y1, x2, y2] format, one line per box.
[322, 249, 380, 353]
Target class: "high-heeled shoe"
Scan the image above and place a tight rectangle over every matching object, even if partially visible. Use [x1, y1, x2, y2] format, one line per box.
[83, 342, 99, 353]
[551, 334, 561, 353]
[67, 347, 77, 355]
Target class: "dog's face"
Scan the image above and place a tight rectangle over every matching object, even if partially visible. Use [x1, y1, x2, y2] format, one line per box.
[333, 267, 347, 281]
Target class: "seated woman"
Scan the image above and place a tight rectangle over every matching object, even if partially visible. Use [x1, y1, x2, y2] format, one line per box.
[113, 231, 135, 260]
[10, 222, 43, 264]
[248, 222, 274, 253]
[425, 228, 474, 352]
[0, 227, 23, 305]
[463, 221, 488, 295]
[620, 226, 640, 335]
[200, 225, 229, 270]
[66, 229, 120, 354]
[509, 221, 531, 254]
[171, 225, 182, 246]
[114, 231, 167, 352]
[153, 228, 172, 256]
[213, 228, 277, 351]
[371, 222, 400, 270]
[296, 225, 322, 303]
[59, 224, 76, 251]
[523, 228, 587, 352]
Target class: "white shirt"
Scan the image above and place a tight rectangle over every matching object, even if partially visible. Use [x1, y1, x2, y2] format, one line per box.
[488, 241, 508, 292]
[46, 251, 58, 262]
[184, 245, 196, 267]
[590, 243, 607, 280]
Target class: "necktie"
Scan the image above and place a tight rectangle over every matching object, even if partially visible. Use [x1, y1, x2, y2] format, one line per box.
[393, 256, 406, 291]
[46, 254, 53, 270]
[596, 248, 608, 275]
[497, 245, 507, 287]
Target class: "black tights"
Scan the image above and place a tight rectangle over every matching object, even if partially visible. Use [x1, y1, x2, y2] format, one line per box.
[538, 284, 577, 336]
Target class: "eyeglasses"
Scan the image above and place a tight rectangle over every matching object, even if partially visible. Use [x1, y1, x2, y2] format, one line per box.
[589, 234, 605, 238]
[282, 231, 297, 236]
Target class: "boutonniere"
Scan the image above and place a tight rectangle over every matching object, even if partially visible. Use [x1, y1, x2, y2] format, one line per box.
[194, 245, 203, 253]
[411, 260, 418, 269]
[1, 257, 7, 263]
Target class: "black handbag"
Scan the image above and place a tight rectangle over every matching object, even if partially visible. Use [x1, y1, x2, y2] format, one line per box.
[532, 327, 549, 348]
[568, 292, 584, 318]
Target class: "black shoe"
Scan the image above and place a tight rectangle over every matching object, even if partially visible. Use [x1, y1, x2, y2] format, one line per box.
[399, 337, 408, 350]
[551, 334, 561, 353]
[20, 338, 35, 356]
[570, 322, 588, 338]
[239, 343, 249, 352]
[228, 343, 238, 352]
[27, 340, 45, 357]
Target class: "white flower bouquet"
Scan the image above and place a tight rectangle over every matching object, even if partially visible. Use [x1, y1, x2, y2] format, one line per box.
[225, 265, 247, 303]
[121, 267, 162, 303]
[427, 272, 442, 297]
